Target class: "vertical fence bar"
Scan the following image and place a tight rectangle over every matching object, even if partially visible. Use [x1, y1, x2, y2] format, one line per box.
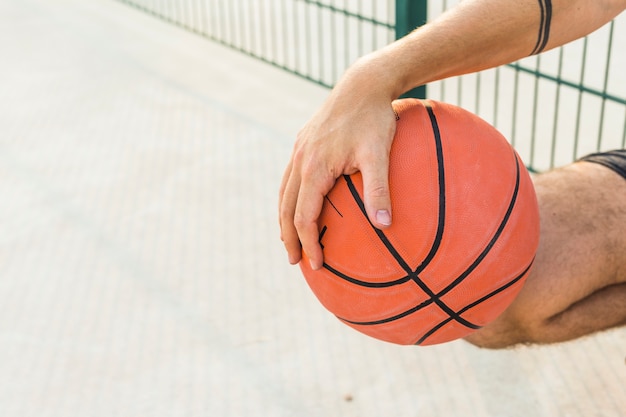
[330, 0, 338, 83]
[395, 0, 427, 98]
[572, 37, 589, 160]
[596, 20, 615, 151]
[550, 48, 564, 168]
[622, 107, 626, 147]
[530, 56, 542, 167]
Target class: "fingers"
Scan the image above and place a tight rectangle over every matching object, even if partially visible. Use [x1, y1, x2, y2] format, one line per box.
[279, 145, 334, 270]
[358, 109, 396, 229]
[280, 147, 393, 271]
[359, 146, 393, 230]
[279, 159, 302, 265]
[278, 160, 290, 223]
[293, 170, 336, 270]
[278, 93, 397, 269]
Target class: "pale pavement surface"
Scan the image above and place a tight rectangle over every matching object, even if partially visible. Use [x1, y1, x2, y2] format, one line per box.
[0, 1, 624, 416]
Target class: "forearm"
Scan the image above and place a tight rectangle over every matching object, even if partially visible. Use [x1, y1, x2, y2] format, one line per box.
[351, 0, 625, 99]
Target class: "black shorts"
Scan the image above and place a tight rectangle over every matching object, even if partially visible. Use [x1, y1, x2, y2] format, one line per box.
[578, 149, 626, 181]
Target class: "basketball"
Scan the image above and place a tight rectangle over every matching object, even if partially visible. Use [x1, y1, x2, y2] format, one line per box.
[300, 98, 540, 346]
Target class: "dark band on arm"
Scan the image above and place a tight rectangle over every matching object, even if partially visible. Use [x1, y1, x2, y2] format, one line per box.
[530, 0, 552, 55]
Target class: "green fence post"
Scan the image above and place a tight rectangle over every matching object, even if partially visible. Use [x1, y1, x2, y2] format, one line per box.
[395, 0, 427, 99]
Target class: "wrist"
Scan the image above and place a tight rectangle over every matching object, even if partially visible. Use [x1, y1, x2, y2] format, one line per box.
[343, 48, 417, 102]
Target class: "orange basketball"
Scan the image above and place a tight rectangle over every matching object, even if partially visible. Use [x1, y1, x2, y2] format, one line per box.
[300, 99, 540, 346]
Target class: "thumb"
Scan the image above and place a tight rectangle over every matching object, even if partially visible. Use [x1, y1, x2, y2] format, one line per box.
[360, 155, 392, 229]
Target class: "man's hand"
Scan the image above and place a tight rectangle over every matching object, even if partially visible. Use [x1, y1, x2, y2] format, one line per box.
[279, 70, 397, 270]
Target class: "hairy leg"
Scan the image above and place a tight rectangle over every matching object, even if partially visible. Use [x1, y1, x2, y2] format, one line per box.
[465, 283, 626, 349]
[465, 161, 626, 349]
[542, 282, 626, 341]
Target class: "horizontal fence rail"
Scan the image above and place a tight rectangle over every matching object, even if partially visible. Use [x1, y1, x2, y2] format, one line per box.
[117, 0, 625, 171]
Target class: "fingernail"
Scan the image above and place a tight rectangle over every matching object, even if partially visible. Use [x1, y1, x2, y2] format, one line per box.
[310, 259, 321, 270]
[376, 210, 391, 226]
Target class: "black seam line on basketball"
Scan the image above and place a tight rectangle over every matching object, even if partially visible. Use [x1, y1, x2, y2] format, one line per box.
[325, 196, 343, 217]
[456, 257, 534, 316]
[318, 225, 328, 250]
[531, 0, 552, 55]
[408, 104, 476, 329]
[412, 104, 447, 275]
[339, 256, 529, 327]
[435, 150, 522, 300]
[338, 298, 434, 326]
[340, 106, 477, 330]
[414, 258, 534, 345]
[322, 263, 413, 288]
[338, 251, 527, 328]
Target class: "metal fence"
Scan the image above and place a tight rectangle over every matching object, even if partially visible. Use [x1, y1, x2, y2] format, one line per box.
[117, 0, 413, 88]
[117, 0, 625, 171]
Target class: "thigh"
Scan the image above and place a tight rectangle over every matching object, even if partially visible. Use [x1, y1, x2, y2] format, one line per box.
[488, 161, 626, 328]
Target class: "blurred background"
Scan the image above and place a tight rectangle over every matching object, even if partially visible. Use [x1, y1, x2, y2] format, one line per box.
[0, 0, 624, 416]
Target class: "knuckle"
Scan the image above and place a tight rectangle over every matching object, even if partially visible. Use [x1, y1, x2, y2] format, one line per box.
[293, 213, 310, 231]
[358, 142, 388, 163]
[359, 149, 380, 165]
[291, 145, 306, 166]
[368, 183, 390, 199]
[278, 205, 290, 224]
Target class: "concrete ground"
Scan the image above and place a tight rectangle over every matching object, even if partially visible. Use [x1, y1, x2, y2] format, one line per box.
[0, 0, 624, 416]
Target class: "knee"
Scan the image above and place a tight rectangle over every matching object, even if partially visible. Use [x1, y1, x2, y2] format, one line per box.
[463, 315, 565, 349]
[463, 327, 524, 349]
[462, 314, 536, 349]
